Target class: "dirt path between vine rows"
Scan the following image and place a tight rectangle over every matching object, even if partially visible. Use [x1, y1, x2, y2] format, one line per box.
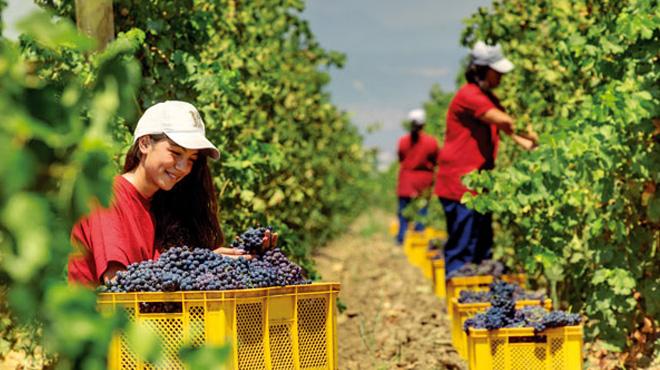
[312, 209, 465, 370]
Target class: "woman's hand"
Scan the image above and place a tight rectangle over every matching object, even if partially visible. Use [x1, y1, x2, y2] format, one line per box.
[263, 230, 278, 250]
[101, 261, 126, 284]
[213, 229, 277, 259]
[511, 133, 538, 150]
[213, 247, 253, 260]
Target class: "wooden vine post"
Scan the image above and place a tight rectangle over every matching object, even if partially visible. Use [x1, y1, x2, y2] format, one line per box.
[75, 0, 114, 50]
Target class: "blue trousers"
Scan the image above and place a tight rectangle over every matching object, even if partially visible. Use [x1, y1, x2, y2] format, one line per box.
[396, 197, 428, 245]
[440, 198, 493, 275]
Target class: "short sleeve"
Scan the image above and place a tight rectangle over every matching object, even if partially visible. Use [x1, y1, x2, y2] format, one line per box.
[85, 207, 131, 281]
[398, 136, 409, 159]
[398, 136, 407, 152]
[457, 87, 497, 118]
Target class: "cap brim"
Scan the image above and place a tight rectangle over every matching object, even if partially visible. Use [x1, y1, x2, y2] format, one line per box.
[490, 58, 514, 74]
[165, 131, 220, 160]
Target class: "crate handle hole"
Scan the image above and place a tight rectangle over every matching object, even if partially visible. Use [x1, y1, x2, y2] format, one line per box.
[138, 302, 183, 314]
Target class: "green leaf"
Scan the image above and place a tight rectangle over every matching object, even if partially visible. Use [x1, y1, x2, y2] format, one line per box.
[179, 344, 231, 370]
[647, 192, 660, 223]
[1, 193, 51, 282]
[125, 321, 164, 365]
[16, 11, 95, 51]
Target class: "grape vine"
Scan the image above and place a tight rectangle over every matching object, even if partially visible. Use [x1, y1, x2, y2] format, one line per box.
[458, 0, 659, 358]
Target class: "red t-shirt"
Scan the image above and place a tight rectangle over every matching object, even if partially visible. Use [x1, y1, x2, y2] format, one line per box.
[435, 83, 503, 201]
[68, 175, 159, 285]
[397, 132, 439, 197]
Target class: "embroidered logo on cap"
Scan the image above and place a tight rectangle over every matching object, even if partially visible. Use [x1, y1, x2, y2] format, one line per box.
[189, 110, 204, 129]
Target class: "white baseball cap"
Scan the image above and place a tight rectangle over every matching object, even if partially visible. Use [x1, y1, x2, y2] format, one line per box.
[471, 41, 514, 74]
[133, 101, 220, 160]
[407, 108, 426, 125]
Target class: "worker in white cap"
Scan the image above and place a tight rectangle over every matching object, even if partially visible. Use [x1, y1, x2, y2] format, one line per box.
[69, 101, 275, 286]
[395, 108, 439, 245]
[434, 42, 537, 275]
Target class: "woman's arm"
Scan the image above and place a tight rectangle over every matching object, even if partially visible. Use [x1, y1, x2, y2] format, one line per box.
[480, 108, 514, 135]
[214, 247, 253, 259]
[481, 108, 538, 150]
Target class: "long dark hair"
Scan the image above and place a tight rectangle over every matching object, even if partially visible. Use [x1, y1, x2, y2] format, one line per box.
[123, 134, 224, 251]
[410, 125, 422, 145]
[464, 63, 491, 84]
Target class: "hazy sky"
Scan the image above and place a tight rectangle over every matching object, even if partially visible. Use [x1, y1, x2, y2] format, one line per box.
[302, 0, 492, 166]
[3, 0, 493, 167]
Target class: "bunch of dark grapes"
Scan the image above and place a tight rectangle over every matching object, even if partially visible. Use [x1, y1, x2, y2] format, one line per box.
[463, 281, 580, 333]
[230, 226, 272, 254]
[511, 307, 581, 332]
[457, 290, 491, 303]
[539, 310, 581, 330]
[457, 281, 546, 304]
[262, 248, 310, 286]
[486, 279, 516, 324]
[464, 280, 519, 331]
[101, 243, 310, 294]
[512, 306, 547, 331]
[447, 259, 507, 279]
[100, 260, 164, 293]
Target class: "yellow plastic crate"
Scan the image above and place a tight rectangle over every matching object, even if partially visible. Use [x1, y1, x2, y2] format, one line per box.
[467, 326, 583, 370]
[388, 219, 398, 237]
[98, 283, 340, 370]
[451, 298, 553, 359]
[402, 231, 427, 261]
[431, 258, 446, 299]
[425, 227, 447, 240]
[422, 250, 439, 280]
[408, 238, 429, 270]
[446, 274, 526, 318]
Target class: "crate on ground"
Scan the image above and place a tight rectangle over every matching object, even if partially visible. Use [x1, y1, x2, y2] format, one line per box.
[425, 227, 447, 240]
[389, 220, 419, 238]
[446, 274, 526, 318]
[388, 219, 399, 237]
[431, 258, 446, 299]
[99, 283, 340, 370]
[402, 230, 427, 262]
[467, 326, 583, 370]
[422, 250, 439, 280]
[451, 298, 553, 359]
[408, 238, 429, 270]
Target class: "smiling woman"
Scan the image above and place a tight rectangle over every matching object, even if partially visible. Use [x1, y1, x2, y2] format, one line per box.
[67, 101, 264, 286]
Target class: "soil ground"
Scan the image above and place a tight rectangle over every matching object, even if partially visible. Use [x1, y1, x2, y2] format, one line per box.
[312, 209, 465, 370]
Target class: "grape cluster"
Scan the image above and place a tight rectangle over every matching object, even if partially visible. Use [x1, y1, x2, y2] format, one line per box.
[447, 259, 507, 279]
[510, 307, 582, 332]
[457, 290, 490, 303]
[100, 245, 310, 293]
[230, 226, 272, 254]
[457, 281, 546, 303]
[463, 281, 580, 333]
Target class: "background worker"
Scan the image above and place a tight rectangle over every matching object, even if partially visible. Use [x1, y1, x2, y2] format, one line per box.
[395, 109, 439, 245]
[435, 41, 537, 274]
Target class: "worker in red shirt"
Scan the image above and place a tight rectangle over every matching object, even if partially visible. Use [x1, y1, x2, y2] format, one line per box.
[396, 109, 439, 244]
[68, 101, 275, 286]
[435, 41, 536, 274]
